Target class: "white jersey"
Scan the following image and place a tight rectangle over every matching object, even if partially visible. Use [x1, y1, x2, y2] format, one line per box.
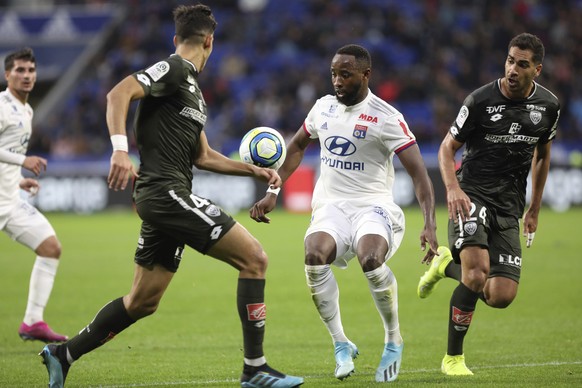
[303, 89, 416, 207]
[0, 88, 32, 216]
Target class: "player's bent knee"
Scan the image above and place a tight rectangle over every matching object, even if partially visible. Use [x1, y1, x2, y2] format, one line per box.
[463, 268, 488, 291]
[125, 299, 160, 319]
[486, 298, 513, 309]
[35, 236, 62, 259]
[483, 277, 518, 308]
[484, 294, 515, 308]
[239, 247, 268, 277]
[305, 251, 328, 266]
[359, 254, 383, 272]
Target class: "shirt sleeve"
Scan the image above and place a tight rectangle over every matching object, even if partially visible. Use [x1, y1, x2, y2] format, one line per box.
[449, 94, 476, 143]
[539, 107, 560, 144]
[303, 99, 320, 139]
[0, 106, 5, 135]
[381, 113, 417, 154]
[0, 108, 25, 164]
[132, 58, 181, 97]
[0, 148, 26, 165]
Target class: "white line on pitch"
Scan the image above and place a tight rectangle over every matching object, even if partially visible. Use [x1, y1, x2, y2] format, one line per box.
[83, 360, 582, 387]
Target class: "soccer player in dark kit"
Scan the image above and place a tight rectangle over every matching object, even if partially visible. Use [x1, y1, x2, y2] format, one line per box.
[39, 4, 303, 388]
[417, 32, 560, 375]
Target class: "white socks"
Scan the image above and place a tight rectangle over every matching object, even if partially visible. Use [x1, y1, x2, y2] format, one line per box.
[23, 256, 59, 325]
[365, 264, 402, 345]
[305, 263, 402, 346]
[305, 264, 348, 343]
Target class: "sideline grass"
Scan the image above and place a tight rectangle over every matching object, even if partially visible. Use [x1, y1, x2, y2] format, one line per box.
[1, 207, 581, 387]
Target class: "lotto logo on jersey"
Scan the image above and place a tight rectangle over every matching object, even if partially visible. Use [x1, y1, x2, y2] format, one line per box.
[353, 124, 367, 139]
[246, 303, 266, 321]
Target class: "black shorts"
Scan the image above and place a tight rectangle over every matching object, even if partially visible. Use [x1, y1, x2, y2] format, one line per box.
[447, 199, 522, 283]
[133, 188, 236, 272]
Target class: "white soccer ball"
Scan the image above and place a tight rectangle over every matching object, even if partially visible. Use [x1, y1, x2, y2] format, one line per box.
[239, 127, 287, 170]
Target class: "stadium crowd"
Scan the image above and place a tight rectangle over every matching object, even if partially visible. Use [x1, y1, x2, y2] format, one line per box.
[22, 0, 582, 159]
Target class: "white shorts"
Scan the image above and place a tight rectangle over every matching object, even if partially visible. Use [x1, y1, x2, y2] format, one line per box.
[0, 198, 56, 250]
[305, 200, 405, 268]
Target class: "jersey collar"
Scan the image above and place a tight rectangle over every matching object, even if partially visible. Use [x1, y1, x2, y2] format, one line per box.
[3, 88, 27, 108]
[172, 54, 199, 76]
[496, 78, 537, 100]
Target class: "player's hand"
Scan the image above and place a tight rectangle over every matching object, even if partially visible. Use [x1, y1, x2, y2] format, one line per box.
[446, 187, 472, 222]
[250, 194, 278, 223]
[522, 209, 539, 248]
[420, 226, 439, 264]
[108, 151, 138, 191]
[22, 155, 47, 176]
[252, 165, 282, 188]
[19, 177, 40, 196]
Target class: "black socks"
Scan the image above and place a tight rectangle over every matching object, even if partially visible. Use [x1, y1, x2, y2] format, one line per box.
[66, 297, 136, 361]
[237, 278, 266, 360]
[447, 282, 479, 355]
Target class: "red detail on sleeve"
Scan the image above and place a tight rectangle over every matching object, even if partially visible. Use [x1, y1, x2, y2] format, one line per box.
[398, 119, 413, 139]
[395, 140, 417, 154]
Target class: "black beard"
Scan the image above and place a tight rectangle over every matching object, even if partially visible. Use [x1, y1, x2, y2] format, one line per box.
[336, 92, 357, 106]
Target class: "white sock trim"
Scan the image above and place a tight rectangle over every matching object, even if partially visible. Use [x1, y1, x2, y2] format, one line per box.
[244, 356, 267, 367]
[66, 348, 75, 365]
[24, 256, 59, 325]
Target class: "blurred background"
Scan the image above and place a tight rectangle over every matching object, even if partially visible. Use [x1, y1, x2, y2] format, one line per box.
[1, 0, 581, 213]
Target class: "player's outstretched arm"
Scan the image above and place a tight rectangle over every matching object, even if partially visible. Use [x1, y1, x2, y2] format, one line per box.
[249, 126, 311, 223]
[273, 127, 311, 183]
[193, 132, 281, 189]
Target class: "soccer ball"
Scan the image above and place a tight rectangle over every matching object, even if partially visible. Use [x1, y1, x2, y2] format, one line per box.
[239, 127, 287, 170]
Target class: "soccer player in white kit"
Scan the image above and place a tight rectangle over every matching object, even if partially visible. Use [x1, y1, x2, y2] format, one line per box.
[251, 44, 438, 382]
[0, 47, 67, 343]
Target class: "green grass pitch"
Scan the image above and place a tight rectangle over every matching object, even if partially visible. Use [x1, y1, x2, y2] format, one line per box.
[1, 207, 581, 387]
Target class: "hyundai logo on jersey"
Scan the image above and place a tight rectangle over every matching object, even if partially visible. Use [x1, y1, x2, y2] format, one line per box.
[324, 136, 357, 156]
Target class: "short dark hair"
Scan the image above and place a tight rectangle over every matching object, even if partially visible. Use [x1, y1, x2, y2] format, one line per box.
[173, 4, 217, 44]
[336, 44, 371, 70]
[4, 47, 35, 72]
[509, 33, 545, 65]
